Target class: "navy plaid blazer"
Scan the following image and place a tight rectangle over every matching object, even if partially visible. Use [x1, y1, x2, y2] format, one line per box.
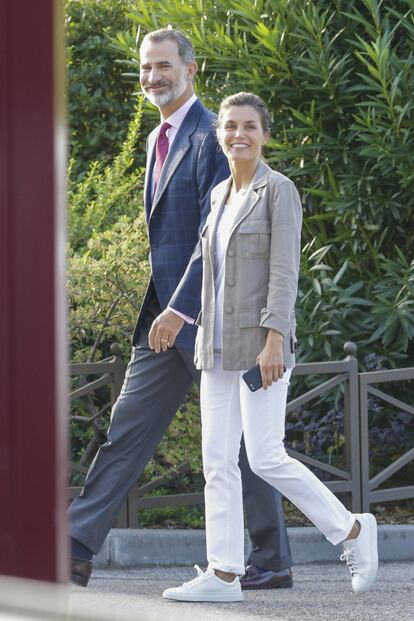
[132, 99, 229, 351]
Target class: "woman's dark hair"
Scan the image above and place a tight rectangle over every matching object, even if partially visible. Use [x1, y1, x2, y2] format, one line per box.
[216, 92, 271, 134]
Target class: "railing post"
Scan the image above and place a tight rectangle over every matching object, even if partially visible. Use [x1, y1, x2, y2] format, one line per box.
[343, 341, 362, 512]
[359, 372, 370, 512]
[109, 343, 128, 527]
[109, 343, 126, 405]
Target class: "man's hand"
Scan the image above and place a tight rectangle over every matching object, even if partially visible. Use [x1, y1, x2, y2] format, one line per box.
[256, 330, 284, 390]
[148, 308, 185, 353]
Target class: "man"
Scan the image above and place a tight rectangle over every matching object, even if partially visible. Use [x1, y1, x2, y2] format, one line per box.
[70, 28, 293, 591]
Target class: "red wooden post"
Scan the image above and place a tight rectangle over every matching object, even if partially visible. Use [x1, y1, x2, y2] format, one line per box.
[0, 0, 67, 582]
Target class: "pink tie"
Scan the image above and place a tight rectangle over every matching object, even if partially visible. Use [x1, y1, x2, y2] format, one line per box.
[153, 121, 171, 191]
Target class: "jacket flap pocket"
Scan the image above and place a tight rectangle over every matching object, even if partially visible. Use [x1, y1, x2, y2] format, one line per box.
[239, 310, 261, 328]
[239, 219, 271, 234]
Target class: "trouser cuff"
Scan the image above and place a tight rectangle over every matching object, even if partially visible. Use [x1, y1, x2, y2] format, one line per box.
[247, 552, 293, 572]
[208, 562, 246, 576]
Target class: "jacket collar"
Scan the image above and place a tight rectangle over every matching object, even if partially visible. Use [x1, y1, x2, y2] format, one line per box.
[251, 159, 272, 190]
[208, 160, 272, 238]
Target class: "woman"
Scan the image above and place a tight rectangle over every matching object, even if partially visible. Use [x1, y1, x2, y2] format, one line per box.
[162, 92, 378, 602]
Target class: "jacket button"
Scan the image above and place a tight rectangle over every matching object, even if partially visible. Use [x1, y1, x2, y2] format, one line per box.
[151, 243, 158, 250]
[227, 248, 235, 257]
[227, 278, 235, 287]
[225, 305, 234, 314]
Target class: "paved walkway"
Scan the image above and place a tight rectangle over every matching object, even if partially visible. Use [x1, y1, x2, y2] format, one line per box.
[69, 562, 414, 621]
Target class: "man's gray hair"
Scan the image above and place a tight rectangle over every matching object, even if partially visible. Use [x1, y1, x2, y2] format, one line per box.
[141, 28, 195, 64]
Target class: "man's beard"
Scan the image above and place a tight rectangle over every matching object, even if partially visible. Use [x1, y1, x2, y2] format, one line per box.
[144, 66, 189, 108]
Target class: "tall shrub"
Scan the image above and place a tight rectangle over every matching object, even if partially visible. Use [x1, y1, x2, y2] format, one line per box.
[68, 101, 147, 361]
[113, 0, 414, 365]
[66, 0, 138, 178]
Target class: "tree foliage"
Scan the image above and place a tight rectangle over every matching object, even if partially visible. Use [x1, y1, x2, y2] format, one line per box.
[68, 99, 148, 363]
[68, 99, 145, 251]
[66, 0, 139, 178]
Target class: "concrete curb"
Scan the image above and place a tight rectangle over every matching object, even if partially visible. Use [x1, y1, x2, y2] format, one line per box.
[94, 525, 414, 568]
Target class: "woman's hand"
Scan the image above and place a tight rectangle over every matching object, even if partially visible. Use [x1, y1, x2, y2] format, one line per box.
[256, 330, 284, 390]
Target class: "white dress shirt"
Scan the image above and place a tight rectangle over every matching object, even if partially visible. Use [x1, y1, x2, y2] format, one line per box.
[151, 93, 198, 198]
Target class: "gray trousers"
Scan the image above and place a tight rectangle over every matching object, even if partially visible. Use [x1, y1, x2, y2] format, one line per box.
[70, 327, 292, 571]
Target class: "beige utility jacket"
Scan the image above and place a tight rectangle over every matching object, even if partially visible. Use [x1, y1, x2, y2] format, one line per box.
[193, 160, 302, 371]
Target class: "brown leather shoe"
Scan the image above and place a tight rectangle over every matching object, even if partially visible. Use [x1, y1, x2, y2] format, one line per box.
[71, 557, 92, 587]
[240, 565, 293, 590]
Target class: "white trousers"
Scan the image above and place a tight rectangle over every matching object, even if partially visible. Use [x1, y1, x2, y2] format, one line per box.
[200, 356, 355, 575]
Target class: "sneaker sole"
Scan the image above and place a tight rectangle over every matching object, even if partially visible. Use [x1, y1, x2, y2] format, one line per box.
[163, 592, 244, 602]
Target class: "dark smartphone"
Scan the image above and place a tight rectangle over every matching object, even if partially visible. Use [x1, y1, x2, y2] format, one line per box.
[242, 364, 286, 392]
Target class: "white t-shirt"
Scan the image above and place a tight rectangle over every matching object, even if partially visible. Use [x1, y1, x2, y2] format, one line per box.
[213, 190, 249, 349]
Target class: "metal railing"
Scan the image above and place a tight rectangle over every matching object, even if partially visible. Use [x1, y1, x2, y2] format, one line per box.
[69, 342, 413, 525]
[288, 341, 361, 511]
[359, 367, 414, 511]
[69, 344, 125, 521]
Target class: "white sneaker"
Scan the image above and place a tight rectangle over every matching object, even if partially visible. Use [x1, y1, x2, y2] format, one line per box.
[340, 513, 378, 594]
[162, 565, 243, 602]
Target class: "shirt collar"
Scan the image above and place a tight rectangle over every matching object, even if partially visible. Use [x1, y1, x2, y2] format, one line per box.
[163, 93, 198, 130]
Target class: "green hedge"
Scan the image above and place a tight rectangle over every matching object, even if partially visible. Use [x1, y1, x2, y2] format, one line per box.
[66, 0, 139, 179]
[113, 0, 414, 365]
